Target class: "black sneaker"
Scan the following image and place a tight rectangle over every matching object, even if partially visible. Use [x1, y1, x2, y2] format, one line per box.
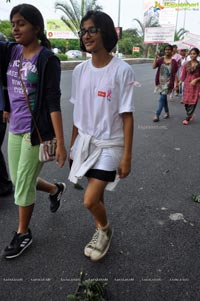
[49, 182, 66, 213]
[2, 229, 32, 259]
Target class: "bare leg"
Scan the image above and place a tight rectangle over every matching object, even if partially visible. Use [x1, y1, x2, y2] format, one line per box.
[17, 204, 34, 233]
[95, 194, 104, 228]
[36, 177, 57, 194]
[84, 178, 108, 228]
[17, 178, 60, 233]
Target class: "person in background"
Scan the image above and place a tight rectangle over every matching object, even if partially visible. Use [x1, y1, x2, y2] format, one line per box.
[0, 44, 12, 196]
[1, 4, 67, 259]
[179, 49, 187, 103]
[69, 10, 134, 262]
[152, 44, 178, 122]
[169, 44, 182, 99]
[180, 47, 200, 125]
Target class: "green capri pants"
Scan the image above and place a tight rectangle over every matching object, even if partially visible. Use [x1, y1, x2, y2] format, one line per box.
[8, 132, 43, 207]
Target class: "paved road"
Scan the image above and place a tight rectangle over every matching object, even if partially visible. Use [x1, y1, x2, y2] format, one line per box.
[1, 63, 200, 300]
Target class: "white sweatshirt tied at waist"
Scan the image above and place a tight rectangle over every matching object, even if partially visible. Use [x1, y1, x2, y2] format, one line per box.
[68, 131, 124, 191]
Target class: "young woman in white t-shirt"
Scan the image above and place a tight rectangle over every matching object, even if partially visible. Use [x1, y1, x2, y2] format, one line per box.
[69, 10, 135, 262]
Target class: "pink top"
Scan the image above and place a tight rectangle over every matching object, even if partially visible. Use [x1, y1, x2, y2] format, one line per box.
[180, 62, 200, 104]
[172, 53, 182, 63]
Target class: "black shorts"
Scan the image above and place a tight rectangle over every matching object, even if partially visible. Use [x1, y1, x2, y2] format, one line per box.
[69, 160, 116, 182]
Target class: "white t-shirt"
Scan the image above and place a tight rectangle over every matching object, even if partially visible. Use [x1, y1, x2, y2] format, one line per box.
[70, 56, 135, 140]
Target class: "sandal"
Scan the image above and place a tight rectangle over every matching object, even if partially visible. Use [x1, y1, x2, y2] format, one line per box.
[182, 119, 189, 125]
[192, 193, 200, 203]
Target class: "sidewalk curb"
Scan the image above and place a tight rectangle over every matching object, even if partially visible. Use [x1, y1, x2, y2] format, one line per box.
[61, 58, 153, 70]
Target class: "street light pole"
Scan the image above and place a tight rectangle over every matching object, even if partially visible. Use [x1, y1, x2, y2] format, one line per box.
[183, 0, 188, 30]
[175, 0, 180, 33]
[116, 0, 121, 55]
[118, 0, 121, 28]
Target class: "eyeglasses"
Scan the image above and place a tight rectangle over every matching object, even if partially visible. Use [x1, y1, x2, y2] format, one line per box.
[78, 26, 101, 38]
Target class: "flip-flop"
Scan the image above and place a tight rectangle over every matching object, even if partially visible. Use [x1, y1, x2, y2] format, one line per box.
[192, 193, 200, 203]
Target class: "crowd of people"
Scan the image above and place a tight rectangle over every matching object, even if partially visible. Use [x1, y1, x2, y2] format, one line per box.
[0, 4, 134, 261]
[152, 44, 200, 125]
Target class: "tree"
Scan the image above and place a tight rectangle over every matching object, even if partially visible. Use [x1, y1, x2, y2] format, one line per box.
[55, 0, 102, 37]
[174, 28, 188, 41]
[0, 20, 12, 40]
[118, 29, 142, 56]
[133, 16, 160, 57]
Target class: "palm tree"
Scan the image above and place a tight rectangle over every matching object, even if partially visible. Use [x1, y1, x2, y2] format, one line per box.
[55, 0, 102, 37]
[133, 16, 160, 57]
[174, 28, 188, 41]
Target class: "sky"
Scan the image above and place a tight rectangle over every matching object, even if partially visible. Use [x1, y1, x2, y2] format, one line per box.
[0, 0, 200, 35]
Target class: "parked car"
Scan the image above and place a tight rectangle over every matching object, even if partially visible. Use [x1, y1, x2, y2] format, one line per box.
[118, 52, 125, 58]
[52, 47, 61, 54]
[0, 32, 7, 41]
[86, 52, 92, 58]
[65, 50, 82, 59]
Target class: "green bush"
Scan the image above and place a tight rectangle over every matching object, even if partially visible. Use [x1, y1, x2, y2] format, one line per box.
[55, 53, 68, 61]
[132, 52, 141, 58]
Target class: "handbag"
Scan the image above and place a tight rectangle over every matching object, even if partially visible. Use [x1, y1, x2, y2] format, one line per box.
[39, 138, 57, 162]
[19, 57, 57, 162]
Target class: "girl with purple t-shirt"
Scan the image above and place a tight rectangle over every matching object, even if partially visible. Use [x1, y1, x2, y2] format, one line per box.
[2, 4, 67, 259]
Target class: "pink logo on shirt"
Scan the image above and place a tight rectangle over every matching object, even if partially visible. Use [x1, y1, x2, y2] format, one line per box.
[107, 89, 112, 101]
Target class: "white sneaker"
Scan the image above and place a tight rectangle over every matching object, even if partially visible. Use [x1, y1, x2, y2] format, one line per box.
[84, 229, 99, 257]
[90, 227, 113, 262]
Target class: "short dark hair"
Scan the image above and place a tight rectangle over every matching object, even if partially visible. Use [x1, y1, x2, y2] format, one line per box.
[79, 10, 118, 53]
[164, 44, 173, 51]
[10, 3, 51, 49]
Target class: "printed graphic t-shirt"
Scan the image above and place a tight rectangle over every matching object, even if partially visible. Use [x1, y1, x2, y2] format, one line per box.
[7, 44, 42, 134]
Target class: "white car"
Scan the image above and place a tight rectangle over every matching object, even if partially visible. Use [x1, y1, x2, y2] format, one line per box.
[65, 50, 82, 58]
[52, 47, 61, 54]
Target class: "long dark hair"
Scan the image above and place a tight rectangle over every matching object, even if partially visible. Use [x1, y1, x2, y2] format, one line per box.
[10, 3, 51, 49]
[80, 10, 118, 53]
[189, 47, 200, 56]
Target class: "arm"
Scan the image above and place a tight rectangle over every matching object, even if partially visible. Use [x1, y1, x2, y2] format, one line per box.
[1, 42, 15, 112]
[180, 64, 187, 82]
[190, 76, 200, 86]
[42, 55, 66, 166]
[50, 111, 66, 168]
[118, 112, 134, 178]
[152, 52, 160, 69]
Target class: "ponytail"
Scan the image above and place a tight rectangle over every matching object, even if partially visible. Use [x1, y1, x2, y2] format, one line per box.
[39, 32, 51, 49]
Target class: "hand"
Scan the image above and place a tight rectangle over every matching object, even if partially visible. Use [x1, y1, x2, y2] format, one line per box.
[118, 158, 131, 179]
[55, 144, 67, 168]
[190, 79, 197, 86]
[68, 146, 73, 163]
[3, 111, 10, 123]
